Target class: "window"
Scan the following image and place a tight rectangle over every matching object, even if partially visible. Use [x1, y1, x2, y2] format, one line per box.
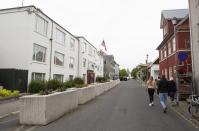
[165, 68, 167, 79]
[32, 44, 46, 62]
[69, 75, 73, 81]
[56, 28, 65, 45]
[53, 74, 64, 82]
[70, 38, 75, 51]
[164, 47, 167, 58]
[31, 72, 45, 81]
[172, 37, 176, 52]
[82, 42, 87, 53]
[83, 58, 86, 67]
[69, 57, 74, 69]
[54, 52, 64, 66]
[163, 24, 168, 36]
[168, 42, 171, 55]
[169, 67, 173, 79]
[35, 15, 48, 36]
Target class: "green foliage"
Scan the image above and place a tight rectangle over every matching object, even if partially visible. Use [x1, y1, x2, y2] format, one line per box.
[28, 80, 46, 93]
[119, 69, 128, 77]
[73, 77, 84, 85]
[63, 81, 73, 88]
[0, 89, 20, 97]
[131, 68, 138, 78]
[46, 79, 61, 91]
[96, 76, 109, 83]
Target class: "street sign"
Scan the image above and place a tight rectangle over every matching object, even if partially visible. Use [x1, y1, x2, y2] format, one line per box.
[178, 52, 188, 61]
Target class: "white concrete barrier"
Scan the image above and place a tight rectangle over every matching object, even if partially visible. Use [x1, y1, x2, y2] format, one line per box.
[78, 85, 96, 105]
[20, 89, 78, 125]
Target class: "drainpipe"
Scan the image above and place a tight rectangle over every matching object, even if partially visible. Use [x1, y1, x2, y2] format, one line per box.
[77, 38, 80, 77]
[49, 21, 53, 80]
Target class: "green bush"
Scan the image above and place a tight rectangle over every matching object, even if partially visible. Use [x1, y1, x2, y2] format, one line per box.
[96, 77, 103, 83]
[46, 79, 61, 91]
[76, 84, 86, 88]
[63, 81, 73, 88]
[28, 80, 46, 93]
[11, 90, 20, 97]
[73, 77, 84, 85]
[0, 89, 11, 97]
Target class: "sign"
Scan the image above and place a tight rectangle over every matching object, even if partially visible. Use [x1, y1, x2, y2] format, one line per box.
[178, 52, 188, 61]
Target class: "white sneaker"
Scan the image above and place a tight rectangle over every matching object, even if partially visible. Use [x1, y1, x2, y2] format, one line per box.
[151, 102, 154, 106]
[149, 103, 152, 106]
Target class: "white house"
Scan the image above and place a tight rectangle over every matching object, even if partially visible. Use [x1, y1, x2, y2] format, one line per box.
[148, 58, 159, 80]
[76, 37, 104, 84]
[0, 6, 103, 91]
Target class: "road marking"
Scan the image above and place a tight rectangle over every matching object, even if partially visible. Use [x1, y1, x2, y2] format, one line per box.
[0, 110, 19, 119]
[0, 114, 9, 119]
[14, 125, 24, 131]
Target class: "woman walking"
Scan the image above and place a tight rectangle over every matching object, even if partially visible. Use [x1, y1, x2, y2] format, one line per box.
[146, 76, 156, 106]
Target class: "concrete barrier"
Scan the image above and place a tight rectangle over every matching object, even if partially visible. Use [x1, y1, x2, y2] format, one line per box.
[78, 85, 96, 105]
[19, 89, 78, 125]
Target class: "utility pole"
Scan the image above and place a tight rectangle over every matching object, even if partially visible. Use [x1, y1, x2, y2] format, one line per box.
[146, 54, 149, 81]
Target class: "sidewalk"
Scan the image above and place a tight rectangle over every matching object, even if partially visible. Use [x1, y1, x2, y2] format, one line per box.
[170, 101, 199, 128]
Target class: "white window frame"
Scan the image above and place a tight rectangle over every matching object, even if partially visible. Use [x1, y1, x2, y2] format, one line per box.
[69, 57, 74, 69]
[56, 28, 65, 45]
[31, 72, 45, 81]
[168, 42, 171, 55]
[82, 42, 87, 53]
[163, 24, 168, 36]
[54, 52, 64, 66]
[35, 15, 48, 36]
[32, 44, 46, 63]
[172, 37, 176, 52]
[53, 74, 64, 82]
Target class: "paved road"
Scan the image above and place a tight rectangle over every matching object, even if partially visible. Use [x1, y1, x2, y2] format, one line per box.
[0, 80, 198, 131]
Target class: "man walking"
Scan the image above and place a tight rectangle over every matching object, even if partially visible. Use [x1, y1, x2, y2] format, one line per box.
[157, 75, 169, 113]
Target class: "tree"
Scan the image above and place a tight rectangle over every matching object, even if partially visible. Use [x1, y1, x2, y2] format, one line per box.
[119, 69, 128, 77]
[131, 68, 138, 78]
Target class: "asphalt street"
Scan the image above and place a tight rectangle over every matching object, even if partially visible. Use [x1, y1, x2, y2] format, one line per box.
[0, 80, 198, 131]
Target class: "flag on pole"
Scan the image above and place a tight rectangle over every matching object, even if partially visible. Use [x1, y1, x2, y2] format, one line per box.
[101, 40, 107, 51]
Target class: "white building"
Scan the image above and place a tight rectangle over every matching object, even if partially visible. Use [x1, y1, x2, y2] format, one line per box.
[189, 0, 199, 94]
[148, 58, 159, 80]
[0, 6, 103, 91]
[77, 37, 103, 84]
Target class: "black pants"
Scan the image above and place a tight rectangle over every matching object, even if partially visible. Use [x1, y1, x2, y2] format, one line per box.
[148, 88, 155, 103]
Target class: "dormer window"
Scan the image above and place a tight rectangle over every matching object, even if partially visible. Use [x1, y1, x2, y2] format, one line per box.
[163, 24, 168, 36]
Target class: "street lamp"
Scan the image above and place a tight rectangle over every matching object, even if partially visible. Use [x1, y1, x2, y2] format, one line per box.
[146, 54, 149, 81]
[172, 17, 179, 105]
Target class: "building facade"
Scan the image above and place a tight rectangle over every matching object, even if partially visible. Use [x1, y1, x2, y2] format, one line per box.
[148, 58, 159, 80]
[157, 9, 192, 96]
[188, 0, 199, 94]
[77, 37, 103, 84]
[103, 55, 119, 80]
[0, 6, 104, 91]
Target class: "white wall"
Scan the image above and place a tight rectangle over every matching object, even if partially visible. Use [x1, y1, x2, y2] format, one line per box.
[150, 64, 159, 80]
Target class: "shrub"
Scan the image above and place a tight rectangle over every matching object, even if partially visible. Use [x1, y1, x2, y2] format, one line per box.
[63, 81, 73, 88]
[28, 80, 46, 93]
[11, 90, 20, 97]
[0, 89, 11, 97]
[76, 84, 86, 88]
[73, 77, 84, 85]
[96, 77, 103, 83]
[46, 79, 61, 91]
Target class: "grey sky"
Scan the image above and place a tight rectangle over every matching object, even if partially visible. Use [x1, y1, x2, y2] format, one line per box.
[0, 0, 188, 70]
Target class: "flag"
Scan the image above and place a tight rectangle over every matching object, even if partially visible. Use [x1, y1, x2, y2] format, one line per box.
[101, 40, 107, 51]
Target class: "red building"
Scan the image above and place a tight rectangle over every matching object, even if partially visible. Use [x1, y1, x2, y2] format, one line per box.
[157, 9, 192, 96]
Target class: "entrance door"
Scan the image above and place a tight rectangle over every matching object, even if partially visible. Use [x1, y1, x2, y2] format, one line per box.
[87, 70, 95, 84]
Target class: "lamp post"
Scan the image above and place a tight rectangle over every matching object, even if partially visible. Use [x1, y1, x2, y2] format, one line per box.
[146, 54, 149, 81]
[172, 17, 179, 105]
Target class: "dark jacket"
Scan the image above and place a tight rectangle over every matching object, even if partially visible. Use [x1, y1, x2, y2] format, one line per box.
[168, 80, 176, 92]
[157, 78, 168, 93]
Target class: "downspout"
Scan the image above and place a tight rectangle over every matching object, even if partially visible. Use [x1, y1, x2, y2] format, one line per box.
[49, 21, 53, 80]
[77, 38, 80, 77]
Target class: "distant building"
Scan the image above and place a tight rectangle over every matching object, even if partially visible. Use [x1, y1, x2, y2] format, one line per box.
[157, 9, 192, 96]
[136, 64, 148, 81]
[103, 55, 119, 80]
[148, 58, 159, 80]
[188, 0, 199, 94]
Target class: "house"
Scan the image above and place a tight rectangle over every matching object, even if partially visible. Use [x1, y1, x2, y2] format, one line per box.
[103, 55, 119, 80]
[157, 9, 192, 97]
[148, 58, 159, 80]
[76, 36, 104, 84]
[188, 0, 199, 95]
[0, 6, 104, 91]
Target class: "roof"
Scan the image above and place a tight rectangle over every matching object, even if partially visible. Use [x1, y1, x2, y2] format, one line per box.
[148, 57, 159, 68]
[160, 9, 188, 28]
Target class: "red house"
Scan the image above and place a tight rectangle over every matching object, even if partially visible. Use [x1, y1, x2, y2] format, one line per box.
[157, 9, 192, 97]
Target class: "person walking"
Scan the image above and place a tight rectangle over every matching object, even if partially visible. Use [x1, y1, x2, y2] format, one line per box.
[146, 76, 156, 106]
[157, 75, 169, 113]
[168, 77, 177, 103]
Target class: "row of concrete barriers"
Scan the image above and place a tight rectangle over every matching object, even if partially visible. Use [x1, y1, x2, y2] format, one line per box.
[19, 80, 120, 125]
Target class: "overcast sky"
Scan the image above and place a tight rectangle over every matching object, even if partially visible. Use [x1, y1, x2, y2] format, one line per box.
[0, 0, 188, 70]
